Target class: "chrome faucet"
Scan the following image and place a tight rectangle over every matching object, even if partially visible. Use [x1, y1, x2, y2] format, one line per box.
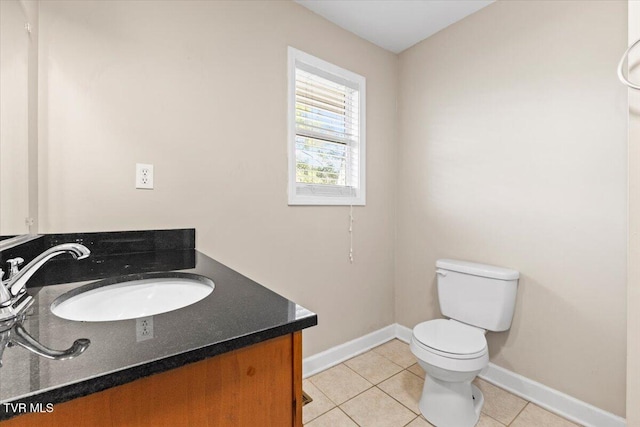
[0, 243, 91, 366]
[0, 316, 90, 367]
[0, 243, 91, 320]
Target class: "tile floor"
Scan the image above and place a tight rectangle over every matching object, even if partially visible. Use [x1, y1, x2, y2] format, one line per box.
[303, 339, 581, 427]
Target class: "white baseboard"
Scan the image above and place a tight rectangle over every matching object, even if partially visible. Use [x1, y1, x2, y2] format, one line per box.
[479, 363, 626, 427]
[394, 323, 413, 343]
[303, 324, 397, 378]
[305, 323, 626, 427]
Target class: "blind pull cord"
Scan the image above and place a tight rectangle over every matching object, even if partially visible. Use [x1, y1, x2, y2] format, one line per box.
[349, 205, 354, 264]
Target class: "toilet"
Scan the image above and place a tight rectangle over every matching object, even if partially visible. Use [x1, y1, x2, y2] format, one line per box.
[410, 259, 519, 427]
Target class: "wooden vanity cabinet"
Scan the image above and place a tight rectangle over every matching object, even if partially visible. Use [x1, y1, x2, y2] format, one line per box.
[2, 332, 303, 427]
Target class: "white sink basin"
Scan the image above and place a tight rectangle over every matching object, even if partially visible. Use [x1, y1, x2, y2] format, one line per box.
[51, 274, 214, 322]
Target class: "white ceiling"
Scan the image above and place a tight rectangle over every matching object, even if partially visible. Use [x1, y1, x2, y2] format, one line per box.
[295, 0, 494, 54]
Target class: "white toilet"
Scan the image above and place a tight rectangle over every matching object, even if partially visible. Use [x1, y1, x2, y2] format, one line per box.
[410, 259, 519, 427]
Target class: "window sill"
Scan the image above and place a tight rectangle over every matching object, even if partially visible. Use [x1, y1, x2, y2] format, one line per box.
[288, 195, 365, 206]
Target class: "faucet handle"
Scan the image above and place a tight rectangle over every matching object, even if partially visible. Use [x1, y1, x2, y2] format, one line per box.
[6, 258, 24, 280]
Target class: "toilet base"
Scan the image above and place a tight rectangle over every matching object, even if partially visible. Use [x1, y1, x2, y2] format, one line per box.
[419, 375, 484, 427]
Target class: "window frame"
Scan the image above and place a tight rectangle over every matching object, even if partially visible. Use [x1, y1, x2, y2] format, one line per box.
[287, 47, 366, 206]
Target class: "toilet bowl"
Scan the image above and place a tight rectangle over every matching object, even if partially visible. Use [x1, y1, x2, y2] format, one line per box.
[410, 259, 519, 427]
[411, 319, 489, 427]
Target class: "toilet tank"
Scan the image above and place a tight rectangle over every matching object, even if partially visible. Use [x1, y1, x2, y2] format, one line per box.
[436, 259, 519, 332]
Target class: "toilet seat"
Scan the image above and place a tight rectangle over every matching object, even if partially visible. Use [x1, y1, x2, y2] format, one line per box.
[413, 319, 487, 359]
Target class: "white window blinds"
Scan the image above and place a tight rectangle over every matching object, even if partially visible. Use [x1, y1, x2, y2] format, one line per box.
[288, 48, 366, 205]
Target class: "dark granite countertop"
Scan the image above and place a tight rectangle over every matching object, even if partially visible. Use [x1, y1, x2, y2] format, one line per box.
[0, 232, 317, 420]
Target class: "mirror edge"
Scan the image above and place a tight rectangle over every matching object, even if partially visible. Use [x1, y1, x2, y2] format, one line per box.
[0, 234, 42, 251]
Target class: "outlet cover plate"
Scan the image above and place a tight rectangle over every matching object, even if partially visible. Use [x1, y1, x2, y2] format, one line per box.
[136, 163, 154, 189]
[136, 316, 154, 341]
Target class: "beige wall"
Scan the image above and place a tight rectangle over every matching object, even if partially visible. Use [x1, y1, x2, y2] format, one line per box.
[36, 0, 631, 417]
[0, 0, 30, 235]
[37, 0, 398, 357]
[627, 1, 640, 423]
[396, 0, 628, 417]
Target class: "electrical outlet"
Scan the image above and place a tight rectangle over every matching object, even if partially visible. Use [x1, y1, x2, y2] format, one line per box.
[136, 163, 154, 189]
[136, 316, 154, 341]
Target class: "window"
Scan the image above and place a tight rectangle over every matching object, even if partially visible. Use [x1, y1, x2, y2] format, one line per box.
[288, 47, 366, 205]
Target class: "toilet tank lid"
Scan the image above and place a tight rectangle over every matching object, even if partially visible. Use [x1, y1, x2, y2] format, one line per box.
[436, 259, 519, 280]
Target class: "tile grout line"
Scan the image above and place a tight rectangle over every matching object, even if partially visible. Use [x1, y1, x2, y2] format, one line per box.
[335, 341, 418, 426]
[353, 342, 407, 369]
[319, 343, 514, 427]
[307, 343, 580, 427]
[306, 363, 373, 407]
[344, 356, 405, 386]
[381, 381, 416, 412]
[308, 360, 376, 427]
[507, 401, 530, 426]
[304, 379, 337, 408]
[404, 367, 424, 381]
[371, 339, 416, 366]
[309, 365, 378, 414]
[375, 383, 422, 418]
[341, 343, 422, 425]
[335, 382, 376, 407]
[301, 397, 335, 425]
[303, 377, 344, 424]
[484, 412, 508, 426]
[341, 361, 376, 387]
[337, 385, 418, 427]
[376, 369, 426, 415]
[338, 405, 361, 427]
[402, 414, 421, 427]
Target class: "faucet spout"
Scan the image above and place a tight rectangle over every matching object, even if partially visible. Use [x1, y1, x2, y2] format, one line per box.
[7, 243, 91, 297]
[11, 323, 90, 361]
[0, 319, 90, 367]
